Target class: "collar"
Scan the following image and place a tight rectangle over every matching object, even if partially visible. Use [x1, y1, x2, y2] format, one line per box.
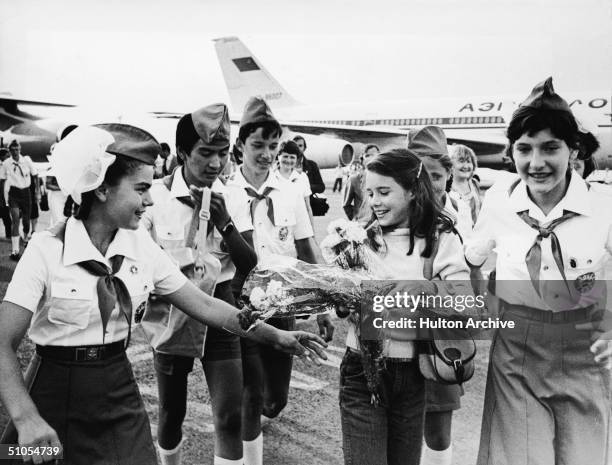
[228, 166, 282, 193]
[170, 168, 191, 198]
[508, 171, 592, 218]
[11, 156, 23, 164]
[170, 168, 226, 198]
[62, 217, 138, 266]
[272, 169, 300, 183]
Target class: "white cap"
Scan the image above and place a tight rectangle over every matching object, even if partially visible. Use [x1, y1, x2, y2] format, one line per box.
[50, 126, 116, 204]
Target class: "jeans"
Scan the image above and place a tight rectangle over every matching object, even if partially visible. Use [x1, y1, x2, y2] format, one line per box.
[339, 349, 425, 465]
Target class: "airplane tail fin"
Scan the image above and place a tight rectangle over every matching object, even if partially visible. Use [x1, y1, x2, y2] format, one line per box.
[213, 36, 299, 111]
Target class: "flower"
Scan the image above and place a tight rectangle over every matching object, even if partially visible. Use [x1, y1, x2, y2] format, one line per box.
[249, 287, 267, 308]
[267, 280, 284, 297]
[345, 222, 368, 243]
[327, 218, 350, 236]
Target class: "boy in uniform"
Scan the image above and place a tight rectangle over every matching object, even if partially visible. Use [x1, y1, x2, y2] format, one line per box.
[0, 140, 39, 259]
[141, 103, 256, 465]
[224, 97, 334, 465]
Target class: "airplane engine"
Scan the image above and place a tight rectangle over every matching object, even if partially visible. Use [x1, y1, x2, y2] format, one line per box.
[288, 133, 362, 169]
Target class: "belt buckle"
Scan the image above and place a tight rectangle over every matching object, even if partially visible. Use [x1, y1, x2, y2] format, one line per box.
[75, 347, 100, 361]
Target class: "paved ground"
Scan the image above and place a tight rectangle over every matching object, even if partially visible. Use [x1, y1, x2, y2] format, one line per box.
[0, 170, 493, 464]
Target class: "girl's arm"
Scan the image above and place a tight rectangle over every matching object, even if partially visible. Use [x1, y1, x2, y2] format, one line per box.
[0, 302, 62, 453]
[163, 280, 328, 358]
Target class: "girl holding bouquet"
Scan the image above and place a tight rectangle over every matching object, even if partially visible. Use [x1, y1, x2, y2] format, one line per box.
[338, 149, 470, 465]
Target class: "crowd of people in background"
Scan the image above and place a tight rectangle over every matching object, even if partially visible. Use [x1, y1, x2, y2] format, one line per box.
[0, 77, 610, 465]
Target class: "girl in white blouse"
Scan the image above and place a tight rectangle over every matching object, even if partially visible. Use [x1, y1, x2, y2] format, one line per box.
[0, 124, 326, 465]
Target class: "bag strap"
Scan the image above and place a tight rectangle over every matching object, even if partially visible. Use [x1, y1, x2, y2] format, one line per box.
[422, 232, 441, 281]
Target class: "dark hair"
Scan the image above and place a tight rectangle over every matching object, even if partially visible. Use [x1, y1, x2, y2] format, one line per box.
[577, 157, 596, 179]
[9, 140, 19, 149]
[292, 135, 307, 150]
[232, 142, 243, 165]
[175, 114, 199, 163]
[506, 107, 580, 160]
[160, 142, 171, 152]
[417, 151, 454, 192]
[278, 140, 302, 159]
[75, 155, 146, 220]
[365, 149, 451, 258]
[238, 121, 282, 144]
[577, 131, 600, 160]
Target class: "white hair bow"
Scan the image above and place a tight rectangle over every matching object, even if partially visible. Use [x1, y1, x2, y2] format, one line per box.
[50, 126, 116, 204]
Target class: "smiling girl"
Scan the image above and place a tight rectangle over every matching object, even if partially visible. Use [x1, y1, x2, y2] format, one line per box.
[274, 140, 314, 223]
[0, 124, 327, 465]
[339, 149, 470, 465]
[466, 78, 612, 465]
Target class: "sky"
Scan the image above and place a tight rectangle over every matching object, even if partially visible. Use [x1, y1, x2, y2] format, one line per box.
[1, 0, 611, 116]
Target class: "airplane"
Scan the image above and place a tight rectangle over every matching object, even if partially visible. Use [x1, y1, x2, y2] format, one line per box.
[213, 36, 612, 170]
[0, 96, 79, 164]
[0, 97, 179, 171]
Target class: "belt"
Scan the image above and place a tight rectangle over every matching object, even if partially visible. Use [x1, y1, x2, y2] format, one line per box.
[500, 301, 600, 324]
[346, 347, 416, 362]
[36, 340, 126, 362]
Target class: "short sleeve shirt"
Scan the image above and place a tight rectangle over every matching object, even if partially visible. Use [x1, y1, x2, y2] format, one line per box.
[464, 172, 612, 310]
[224, 167, 314, 259]
[0, 155, 37, 189]
[3, 217, 187, 346]
[272, 169, 312, 198]
[141, 170, 235, 283]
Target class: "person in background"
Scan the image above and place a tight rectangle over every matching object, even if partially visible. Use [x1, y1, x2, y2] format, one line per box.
[449, 144, 482, 238]
[343, 144, 379, 221]
[0, 148, 12, 239]
[293, 135, 325, 194]
[0, 140, 39, 260]
[572, 129, 599, 179]
[274, 140, 314, 224]
[333, 163, 344, 193]
[27, 177, 43, 240]
[154, 142, 175, 179]
[407, 126, 466, 465]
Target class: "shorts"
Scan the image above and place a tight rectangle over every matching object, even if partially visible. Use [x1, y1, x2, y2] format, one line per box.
[425, 380, 463, 412]
[8, 187, 30, 213]
[239, 315, 296, 358]
[154, 326, 241, 375]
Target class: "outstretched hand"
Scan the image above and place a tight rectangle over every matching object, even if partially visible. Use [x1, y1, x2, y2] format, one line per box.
[274, 330, 328, 364]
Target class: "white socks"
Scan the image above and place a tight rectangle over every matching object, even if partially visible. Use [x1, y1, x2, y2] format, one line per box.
[158, 439, 184, 465]
[243, 433, 263, 465]
[11, 236, 19, 253]
[421, 444, 452, 465]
